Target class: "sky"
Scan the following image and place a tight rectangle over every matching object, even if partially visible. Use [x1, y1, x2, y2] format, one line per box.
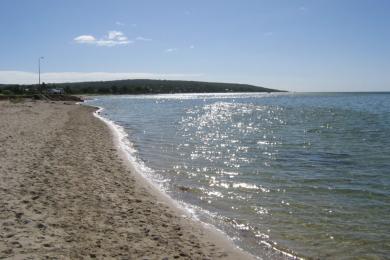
[0, 0, 389, 92]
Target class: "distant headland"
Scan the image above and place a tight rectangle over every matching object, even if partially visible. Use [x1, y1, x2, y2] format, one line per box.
[0, 79, 283, 96]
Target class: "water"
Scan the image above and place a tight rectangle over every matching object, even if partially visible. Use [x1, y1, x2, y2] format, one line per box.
[87, 92, 390, 259]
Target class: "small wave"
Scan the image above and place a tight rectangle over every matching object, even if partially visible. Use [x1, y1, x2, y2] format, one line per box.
[232, 183, 270, 193]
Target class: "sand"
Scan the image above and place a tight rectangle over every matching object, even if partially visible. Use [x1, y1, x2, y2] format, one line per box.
[0, 100, 254, 259]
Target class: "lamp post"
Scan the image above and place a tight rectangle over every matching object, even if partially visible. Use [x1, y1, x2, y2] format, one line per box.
[38, 56, 44, 93]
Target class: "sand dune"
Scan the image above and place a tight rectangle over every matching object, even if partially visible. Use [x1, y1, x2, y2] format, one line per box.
[0, 100, 253, 259]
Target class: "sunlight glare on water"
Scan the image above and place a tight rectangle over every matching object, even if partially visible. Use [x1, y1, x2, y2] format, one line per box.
[88, 92, 390, 259]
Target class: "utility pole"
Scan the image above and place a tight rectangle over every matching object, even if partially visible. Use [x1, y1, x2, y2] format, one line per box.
[38, 56, 44, 93]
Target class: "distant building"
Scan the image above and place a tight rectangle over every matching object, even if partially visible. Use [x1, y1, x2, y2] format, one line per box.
[47, 88, 64, 94]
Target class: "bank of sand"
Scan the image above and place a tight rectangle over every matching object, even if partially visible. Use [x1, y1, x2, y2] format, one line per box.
[0, 100, 254, 259]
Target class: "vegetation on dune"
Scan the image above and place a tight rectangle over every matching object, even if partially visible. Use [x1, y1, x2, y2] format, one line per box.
[0, 79, 282, 96]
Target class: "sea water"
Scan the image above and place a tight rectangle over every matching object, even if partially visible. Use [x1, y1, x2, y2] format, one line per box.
[87, 92, 390, 259]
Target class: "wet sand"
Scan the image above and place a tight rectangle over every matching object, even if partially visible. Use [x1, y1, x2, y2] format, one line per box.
[0, 100, 254, 259]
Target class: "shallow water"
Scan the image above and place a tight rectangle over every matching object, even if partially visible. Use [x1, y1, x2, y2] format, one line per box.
[87, 92, 390, 259]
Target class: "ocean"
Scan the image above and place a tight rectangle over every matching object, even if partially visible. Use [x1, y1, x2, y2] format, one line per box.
[86, 92, 390, 259]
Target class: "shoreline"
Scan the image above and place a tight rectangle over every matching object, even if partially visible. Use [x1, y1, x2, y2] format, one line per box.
[88, 102, 298, 260]
[0, 100, 255, 259]
[89, 104, 256, 259]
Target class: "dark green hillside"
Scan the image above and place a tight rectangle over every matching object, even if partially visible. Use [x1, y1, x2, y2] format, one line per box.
[0, 79, 283, 95]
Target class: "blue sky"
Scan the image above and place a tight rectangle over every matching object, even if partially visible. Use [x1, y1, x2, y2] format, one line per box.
[0, 0, 389, 91]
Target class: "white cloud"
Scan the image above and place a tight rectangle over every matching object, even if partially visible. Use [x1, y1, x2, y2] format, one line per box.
[74, 31, 131, 47]
[164, 48, 178, 53]
[189, 45, 195, 49]
[136, 36, 152, 41]
[74, 35, 96, 44]
[115, 21, 124, 26]
[96, 39, 131, 47]
[117, 36, 128, 41]
[108, 30, 122, 39]
[0, 71, 203, 84]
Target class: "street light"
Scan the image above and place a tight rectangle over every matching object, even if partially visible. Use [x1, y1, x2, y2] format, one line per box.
[38, 56, 44, 93]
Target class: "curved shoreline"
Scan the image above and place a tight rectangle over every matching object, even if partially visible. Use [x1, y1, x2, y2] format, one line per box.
[0, 100, 255, 259]
[89, 104, 256, 259]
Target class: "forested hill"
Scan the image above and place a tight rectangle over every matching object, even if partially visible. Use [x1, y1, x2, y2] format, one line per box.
[0, 79, 283, 95]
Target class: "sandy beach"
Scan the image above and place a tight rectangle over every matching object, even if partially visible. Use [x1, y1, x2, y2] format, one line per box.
[0, 100, 254, 259]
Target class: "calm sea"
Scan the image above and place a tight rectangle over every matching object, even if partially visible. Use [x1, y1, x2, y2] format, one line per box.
[87, 92, 390, 259]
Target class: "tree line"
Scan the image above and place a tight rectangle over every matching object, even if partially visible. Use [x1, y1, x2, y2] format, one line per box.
[0, 79, 282, 95]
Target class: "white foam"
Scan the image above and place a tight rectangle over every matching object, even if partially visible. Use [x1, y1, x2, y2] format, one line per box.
[92, 106, 176, 201]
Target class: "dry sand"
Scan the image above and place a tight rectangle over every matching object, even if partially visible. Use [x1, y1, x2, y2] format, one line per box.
[0, 100, 254, 259]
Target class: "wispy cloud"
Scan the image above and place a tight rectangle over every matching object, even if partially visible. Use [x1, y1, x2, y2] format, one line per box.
[115, 21, 124, 26]
[164, 48, 178, 53]
[0, 71, 203, 84]
[189, 45, 195, 49]
[74, 31, 131, 47]
[136, 36, 152, 41]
